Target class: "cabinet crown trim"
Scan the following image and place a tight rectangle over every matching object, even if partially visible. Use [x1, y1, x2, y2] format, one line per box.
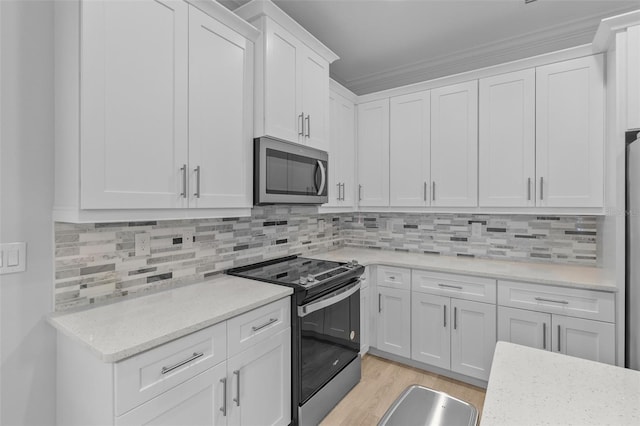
[235, 0, 339, 63]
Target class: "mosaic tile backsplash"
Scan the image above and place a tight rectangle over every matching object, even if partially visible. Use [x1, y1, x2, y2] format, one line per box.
[54, 209, 597, 312]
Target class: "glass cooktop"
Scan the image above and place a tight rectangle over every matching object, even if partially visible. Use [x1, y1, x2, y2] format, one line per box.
[231, 256, 346, 285]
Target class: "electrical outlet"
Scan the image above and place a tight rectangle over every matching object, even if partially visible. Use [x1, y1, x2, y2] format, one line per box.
[0, 242, 26, 274]
[182, 230, 194, 249]
[471, 222, 482, 237]
[135, 232, 151, 256]
[318, 219, 325, 233]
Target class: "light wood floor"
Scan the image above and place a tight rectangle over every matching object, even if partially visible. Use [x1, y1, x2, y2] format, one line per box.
[320, 354, 486, 426]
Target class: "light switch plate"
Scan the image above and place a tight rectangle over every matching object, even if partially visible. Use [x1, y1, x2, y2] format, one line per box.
[471, 222, 482, 237]
[182, 229, 194, 249]
[0, 242, 26, 274]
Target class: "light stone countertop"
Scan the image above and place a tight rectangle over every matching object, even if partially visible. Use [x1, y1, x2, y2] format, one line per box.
[312, 247, 616, 292]
[481, 342, 640, 425]
[48, 275, 293, 363]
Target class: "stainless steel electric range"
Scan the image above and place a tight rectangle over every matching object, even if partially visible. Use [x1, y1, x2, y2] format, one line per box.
[228, 256, 365, 426]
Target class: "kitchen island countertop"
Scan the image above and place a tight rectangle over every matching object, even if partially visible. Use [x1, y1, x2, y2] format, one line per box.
[481, 342, 640, 425]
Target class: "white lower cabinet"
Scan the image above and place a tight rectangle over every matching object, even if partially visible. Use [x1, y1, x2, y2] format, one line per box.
[412, 293, 496, 381]
[498, 306, 615, 365]
[57, 298, 291, 426]
[376, 286, 411, 358]
[226, 330, 291, 426]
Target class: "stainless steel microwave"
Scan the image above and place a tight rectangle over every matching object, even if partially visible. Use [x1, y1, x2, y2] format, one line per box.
[254, 136, 328, 205]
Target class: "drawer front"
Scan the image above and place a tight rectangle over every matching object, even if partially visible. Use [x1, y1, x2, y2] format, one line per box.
[497, 280, 615, 322]
[227, 297, 290, 357]
[115, 321, 227, 416]
[412, 270, 497, 303]
[377, 266, 411, 290]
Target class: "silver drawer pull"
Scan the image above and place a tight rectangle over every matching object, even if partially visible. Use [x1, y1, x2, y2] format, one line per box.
[438, 283, 463, 290]
[233, 370, 240, 406]
[161, 352, 204, 375]
[534, 297, 569, 305]
[388, 276, 396, 280]
[220, 377, 227, 416]
[251, 318, 278, 332]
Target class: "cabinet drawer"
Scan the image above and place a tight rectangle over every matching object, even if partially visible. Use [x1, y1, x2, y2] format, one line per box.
[377, 266, 411, 290]
[497, 280, 615, 322]
[227, 297, 290, 357]
[115, 321, 227, 416]
[412, 270, 497, 303]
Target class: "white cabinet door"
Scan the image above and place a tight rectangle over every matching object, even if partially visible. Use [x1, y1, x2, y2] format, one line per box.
[498, 306, 551, 351]
[188, 6, 252, 209]
[536, 55, 604, 207]
[81, 0, 188, 209]
[552, 315, 615, 365]
[450, 299, 496, 381]
[328, 90, 356, 207]
[301, 49, 330, 150]
[360, 284, 370, 355]
[115, 362, 227, 426]
[263, 20, 301, 143]
[390, 91, 431, 207]
[376, 287, 411, 358]
[411, 293, 450, 370]
[627, 25, 640, 130]
[357, 99, 390, 206]
[430, 81, 478, 207]
[227, 329, 291, 426]
[479, 70, 535, 207]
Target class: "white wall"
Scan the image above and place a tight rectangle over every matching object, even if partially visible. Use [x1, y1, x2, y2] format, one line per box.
[0, 1, 56, 425]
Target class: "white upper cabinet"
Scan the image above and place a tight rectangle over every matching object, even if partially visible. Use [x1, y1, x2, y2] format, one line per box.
[328, 84, 356, 208]
[430, 81, 479, 207]
[390, 91, 431, 207]
[536, 55, 604, 207]
[235, 0, 338, 150]
[626, 25, 640, 130]
[357, 99, 390, 206]
[188, 6, 253, 209]
[479, 69, 536, 207]
[54, 0, 259, 222]
[80, 0, 189, 210]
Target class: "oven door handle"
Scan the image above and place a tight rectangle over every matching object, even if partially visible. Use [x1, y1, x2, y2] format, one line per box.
[298, 280, 361, 317]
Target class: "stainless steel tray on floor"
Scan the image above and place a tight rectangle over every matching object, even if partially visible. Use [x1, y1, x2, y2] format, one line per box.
[377, 385, 478, 426]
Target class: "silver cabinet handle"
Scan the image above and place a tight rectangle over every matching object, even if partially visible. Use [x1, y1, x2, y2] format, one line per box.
[424, 182, 427, 201]
[233, 370, 240, 406]
[542, 323, 547, 350]
[358, 184, 362, 201]
[220, 377, 227, 416]
[180, 164, 187, 198]
[388, 276, 395, 280]
[557, 325, 561, 352]
[342, 183, 346, 201]
[252, 318, 277, 332]
[378, 293, 382, 313]
[298, 112, 304, 136]
[443, 305, 447, 328]
[194, 165, 201, 198]
[438, 283, 463, 290]
[336, 183, 341, 201]
[305, 115, 311, 137]
[161, 352, 203, 375]
[453, 307, 457, 330]
[540, 177, 544, 200]
[432, 182, 436, 201]
[534, 297, 569, 305]
[527, 177, 531, 201]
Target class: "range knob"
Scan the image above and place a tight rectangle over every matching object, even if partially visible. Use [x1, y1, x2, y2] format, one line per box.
[299, 277, 308, 285]
[306, 275, 315, 283]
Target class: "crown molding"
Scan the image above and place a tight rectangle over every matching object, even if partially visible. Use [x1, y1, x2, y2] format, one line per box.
[342, 7, 634, 95]
[592, 9, 640, 52]
[235, 0, 339, 63]
[330, 79, 358, 104]
[188, 0, 260, 41]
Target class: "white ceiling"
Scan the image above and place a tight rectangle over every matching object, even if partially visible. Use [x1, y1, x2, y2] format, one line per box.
[222, 0, 640, 95]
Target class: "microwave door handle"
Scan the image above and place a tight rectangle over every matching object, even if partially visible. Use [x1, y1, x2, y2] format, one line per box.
[317, 160, 326, 196]
[298, 280, 361, 317]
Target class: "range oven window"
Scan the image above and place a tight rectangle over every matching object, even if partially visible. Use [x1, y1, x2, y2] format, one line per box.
[298, 285, 360, 404]
[265, 148, 327, 196]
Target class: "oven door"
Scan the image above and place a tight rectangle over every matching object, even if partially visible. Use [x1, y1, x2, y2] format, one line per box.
[297, 279, 360, 405]
[255, 136, 328, 205]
